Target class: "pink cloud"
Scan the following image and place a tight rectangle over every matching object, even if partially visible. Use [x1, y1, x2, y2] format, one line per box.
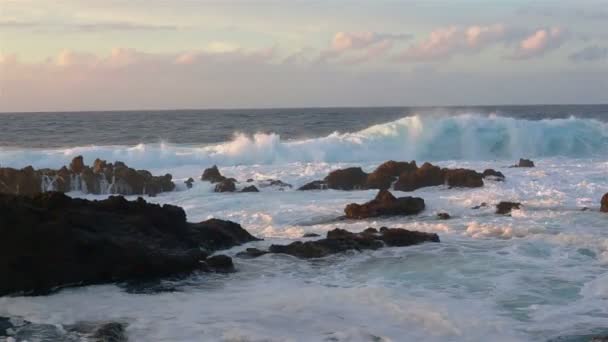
[511, 27, 567, 59]
[320, 31, 411, 64]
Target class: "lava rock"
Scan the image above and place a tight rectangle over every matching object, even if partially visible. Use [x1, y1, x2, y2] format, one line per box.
[201, 165, 226, 183]
[0, 156, 175, 197]
[0, 192, 259, 296]
[482, 169, 506, 181]
[258, 179, 292, 189]
[513, 158, 535, 168]
[298, 180, 327, 190]
[265, 227, 439, 259]
[236, 248, 269, 259]
[324, 167, 369, 190]
[437, 212, 451, 220]
[205, 255, 235, 272]
[601, 193, 608, 213]
[443, 168, 484, 188]
[496, 201, 521, 215]
[303, 233, 321, 238]
[344, 189, 425, 219]
[214, 179, 236, 192]
[394, 162, 444, 191]
[241, 185, 259, 193]
[365, 160, 417, 190]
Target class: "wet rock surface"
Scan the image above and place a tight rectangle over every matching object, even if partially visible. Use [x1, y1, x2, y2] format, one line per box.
[0, 156, 175, 197]
[496, 201, 522, 215]
[344, 189, 425, 219]
[601, 193, 608, 213]
[482, 169, 506, 181]
[299, 160, 484, 192]
[238, 227, 439, 259]
[0, 192, 259, 296]
[512, 158, 535, 168]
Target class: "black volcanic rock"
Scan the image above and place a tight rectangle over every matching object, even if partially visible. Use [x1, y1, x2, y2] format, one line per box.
[496, 201, 521, 215]
[0, 192, 259, 296]
[201, 165, 226, 183]
[601, 193, 608, 213]
[366, 160, 417, 190]
[437, 212, 451, 220]
[214, 179, 236, 192]
[344, 189, 425, 219]
[0, 156, 175, 197]
[298, 180, 327, 191]
[241, 185, 259, 193]
[513, 158, 535, 168]
[393, 162, 444, 191]
[264, 227, 439, 259]
[482, 169, 506, 181]
[325, 167, 369, 190]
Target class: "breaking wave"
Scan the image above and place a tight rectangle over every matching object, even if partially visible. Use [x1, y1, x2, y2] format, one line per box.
[1, 114, 607, 169]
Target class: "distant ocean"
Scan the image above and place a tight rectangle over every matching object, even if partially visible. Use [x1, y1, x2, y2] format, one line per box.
[1, 105, 608, 341]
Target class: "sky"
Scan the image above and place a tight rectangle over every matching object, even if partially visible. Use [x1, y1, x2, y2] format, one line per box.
[1, 0, 607, 112]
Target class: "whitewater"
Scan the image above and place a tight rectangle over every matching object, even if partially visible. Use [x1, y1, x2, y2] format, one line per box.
[1, 113, 607, 341]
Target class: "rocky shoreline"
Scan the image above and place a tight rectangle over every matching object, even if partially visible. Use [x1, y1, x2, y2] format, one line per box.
[0, 156, 174, 197]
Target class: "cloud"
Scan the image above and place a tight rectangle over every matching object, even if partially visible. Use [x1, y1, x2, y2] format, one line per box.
[569, 46, 608, 62]
[0, 20, 179, 32]
[510, 27, 567, 59]
[320, 31, 412, 64]
[395, 24, 571, 62]
[395, 24, 512, 61]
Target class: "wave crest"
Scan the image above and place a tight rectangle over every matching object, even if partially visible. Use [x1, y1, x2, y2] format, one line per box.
[1, 114, 607, 169]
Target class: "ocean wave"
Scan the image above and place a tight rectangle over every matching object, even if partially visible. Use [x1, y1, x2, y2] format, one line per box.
[1, 114, 607, 169]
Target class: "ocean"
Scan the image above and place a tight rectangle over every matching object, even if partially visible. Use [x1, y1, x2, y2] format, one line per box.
[1, 106, 607, 341]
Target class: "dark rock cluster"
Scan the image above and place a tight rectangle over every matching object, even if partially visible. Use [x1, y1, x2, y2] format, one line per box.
[237, 227, 439, 259]
[0, 192, 259, 296]
[0, 156, 174, 197]
[200, 165, 290, 193]
[298, 160, 490, 192]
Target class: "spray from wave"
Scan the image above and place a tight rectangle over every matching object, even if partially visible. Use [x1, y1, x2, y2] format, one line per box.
[1, 114, 607, 169]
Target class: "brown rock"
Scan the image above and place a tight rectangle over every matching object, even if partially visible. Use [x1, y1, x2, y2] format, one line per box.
[443, 168, 484, 188]
[394, 162, 443, 191]
[496, 201, 521, 215]
[215, 179, 236, 192]
[201, 165, 226, 183]
[601, 193, 608, 213]
[69, 156, 85, 174]
[344, 189, 425, 219]
[324, 167, 369, 190]
[366, 160, 417, 190]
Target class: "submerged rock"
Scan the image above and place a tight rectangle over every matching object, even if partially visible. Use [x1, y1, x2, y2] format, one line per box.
[0, 192, 259, 296]
[344, 189, 425, 219]
[0, 156, 175, 197]
[262, 227, 439, 259]
[258, 179, 292, 189]
[437, 212, 451, 220]
[601, 193, 608, 213]
[496, 201, 521, 215]
[2, 317, 128, 342]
